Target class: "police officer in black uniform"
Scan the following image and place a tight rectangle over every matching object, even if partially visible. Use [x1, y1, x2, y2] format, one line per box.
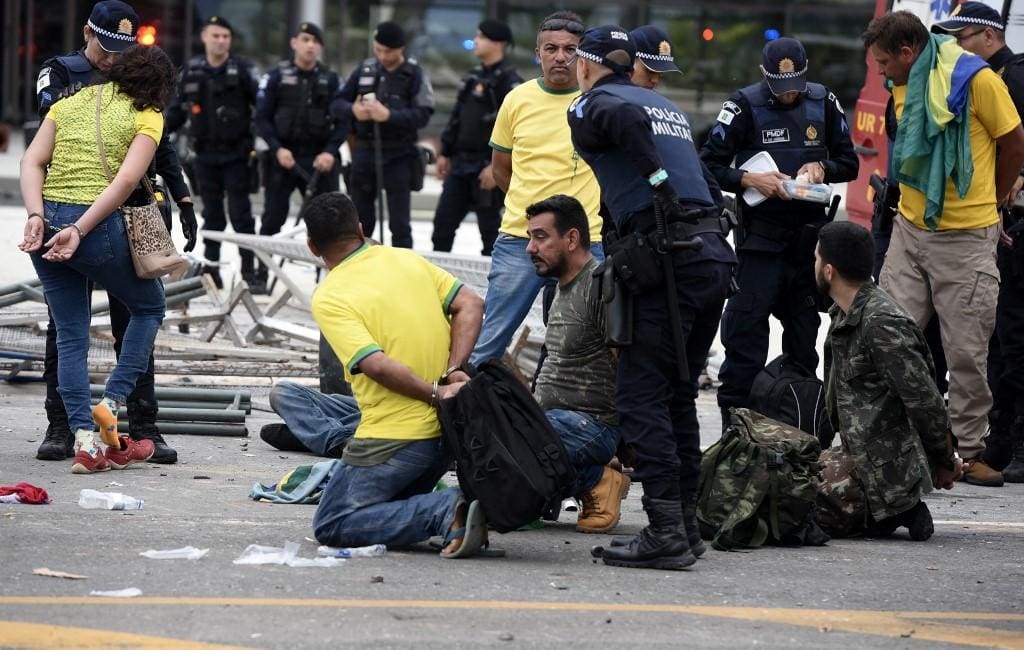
[166, 15, 258, 288]
[255, 21, 343, 293]
[701, 37, 858, 422]
[331, 21, 435, 248]
[432, 19, 521, 256]
[568, 26, 736, 570]
[33, 0, 196, 465]
[933, 3, 1024, 482]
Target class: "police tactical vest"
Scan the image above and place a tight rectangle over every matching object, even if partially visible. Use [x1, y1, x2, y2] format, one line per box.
[54, 51, 96, 86]
[182, 55, 252, 149]
[353, 57, 420, 145]
[736, 81, 828, 177]
[579, 82, 713, 222]
[272, 61, 333, 152]
[454, 62, 514, 155]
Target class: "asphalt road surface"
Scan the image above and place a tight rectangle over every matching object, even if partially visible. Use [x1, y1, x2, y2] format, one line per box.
[1, 382, 1021, 649]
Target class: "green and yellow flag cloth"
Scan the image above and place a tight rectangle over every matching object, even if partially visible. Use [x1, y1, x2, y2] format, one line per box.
[892, 33, 989, 231]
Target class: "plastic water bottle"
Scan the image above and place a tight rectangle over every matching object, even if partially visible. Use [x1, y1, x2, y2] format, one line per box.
[317, 544, 386, 558]
[78, 489, 144, 511]
[782, 180, 832, 204]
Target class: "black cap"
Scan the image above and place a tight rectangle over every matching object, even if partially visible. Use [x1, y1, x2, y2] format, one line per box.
[478, 19, 512, 43]
[87, 0, 140, 53]
[295, 21, 324, 45]
[373, 21, 405, 48]
[204, 15, 233, 34]
[760, 37, 808, 95]
[630, 25, 680, 74]
[932, 1, 1004, 33]
[576, 25, 636, 76]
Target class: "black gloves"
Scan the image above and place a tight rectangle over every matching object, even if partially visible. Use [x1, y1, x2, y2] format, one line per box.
[177, 201, 198, 253]
[652, 181, 687, 225]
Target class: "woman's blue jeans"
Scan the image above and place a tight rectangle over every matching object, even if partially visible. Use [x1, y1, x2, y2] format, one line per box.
[31, 201, 165, 432]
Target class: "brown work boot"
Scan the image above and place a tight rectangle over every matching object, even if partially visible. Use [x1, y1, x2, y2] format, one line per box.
[963, 458, 1004, 487]
[576, 466, 630, 533]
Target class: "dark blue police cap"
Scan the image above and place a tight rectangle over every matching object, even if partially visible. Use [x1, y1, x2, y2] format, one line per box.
[88, 0, 140, 53]
[630, 25, 680, 74]
[204, 15, 233, 34]
[576, 25, 636, 76]
[760, 37, 808, 95]
[374, 21, 406, 48]
[932, 2, 1004, 33]
[478, 19, 512, 43]
[295, 21, 324, 45]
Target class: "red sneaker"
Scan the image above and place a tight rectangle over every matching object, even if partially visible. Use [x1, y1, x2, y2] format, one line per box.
[106, 436, 155, 470]
[71, 448, 110, 474]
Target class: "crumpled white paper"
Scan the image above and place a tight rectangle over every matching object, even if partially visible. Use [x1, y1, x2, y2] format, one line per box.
[140, 546, 209, 560]
[233, 541, 344, 567]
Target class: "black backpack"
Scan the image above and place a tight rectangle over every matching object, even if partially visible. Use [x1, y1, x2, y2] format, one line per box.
[749, 354, 835, 449]
[437, 360, 577, 533]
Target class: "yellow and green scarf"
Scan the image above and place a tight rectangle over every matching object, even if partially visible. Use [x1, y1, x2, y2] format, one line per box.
[892, 33, 988, 231]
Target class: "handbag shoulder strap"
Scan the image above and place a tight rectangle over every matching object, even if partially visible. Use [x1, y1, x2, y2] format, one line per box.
[93, 84, 155, 196]
[94, 85, 113, 183]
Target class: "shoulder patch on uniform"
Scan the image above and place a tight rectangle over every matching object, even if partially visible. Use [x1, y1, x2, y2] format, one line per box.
[717, 109, 735, 125]
[722, 100, 741, 115]
[36, 69, 51, 94]
[569, 96, 588, 118]
[828, 91, 845, 115]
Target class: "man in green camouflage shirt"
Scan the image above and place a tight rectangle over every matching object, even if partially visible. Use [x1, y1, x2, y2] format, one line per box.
[815, 222, 962, 540]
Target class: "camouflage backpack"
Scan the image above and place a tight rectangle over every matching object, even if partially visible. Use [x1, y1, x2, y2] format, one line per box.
[697, 408, 829, 550]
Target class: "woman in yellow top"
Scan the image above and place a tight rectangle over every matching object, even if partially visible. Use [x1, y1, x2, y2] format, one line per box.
[19, 45, 177, 474]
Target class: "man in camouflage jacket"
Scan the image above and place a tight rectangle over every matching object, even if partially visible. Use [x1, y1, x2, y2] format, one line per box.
[815, 223, 962, 540]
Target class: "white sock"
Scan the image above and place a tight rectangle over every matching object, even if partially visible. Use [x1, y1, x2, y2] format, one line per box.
[99, 396, 121, 415]
[74, 428, 100, 456]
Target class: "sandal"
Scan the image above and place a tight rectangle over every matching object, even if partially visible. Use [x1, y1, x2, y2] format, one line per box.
[440, 500, 491, 559]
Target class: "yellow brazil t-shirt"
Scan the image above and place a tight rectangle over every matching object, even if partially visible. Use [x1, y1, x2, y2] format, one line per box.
[42, 83, 164, 205]
[489, 78, 602, 240]
[893, 67, 1020, 231]
[312, 244, 462, 441]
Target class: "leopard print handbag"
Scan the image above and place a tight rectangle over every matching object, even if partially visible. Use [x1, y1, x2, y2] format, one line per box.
[95, 85, 186, 280]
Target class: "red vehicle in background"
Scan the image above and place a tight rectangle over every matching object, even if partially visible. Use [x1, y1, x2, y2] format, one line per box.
[847, 0, 1023, 226]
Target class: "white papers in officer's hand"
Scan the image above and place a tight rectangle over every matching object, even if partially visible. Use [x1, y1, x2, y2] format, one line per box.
[739, 151, 779, 207]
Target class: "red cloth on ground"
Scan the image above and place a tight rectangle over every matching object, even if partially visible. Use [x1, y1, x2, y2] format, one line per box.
[0, 482, 50, 504]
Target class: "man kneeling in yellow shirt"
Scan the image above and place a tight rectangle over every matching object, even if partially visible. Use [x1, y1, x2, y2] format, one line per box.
[305, 192, 490, 557]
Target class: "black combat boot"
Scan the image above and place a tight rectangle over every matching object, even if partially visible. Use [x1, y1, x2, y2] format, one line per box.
[36, 398, 74, 460]
[248, 261, 269, 295]
[201, 264, 223, 289]
[607, 491, 705, 557]
[1002, 418, 1024, 483]
[983, 408, 1013, 471]
[682, 496, 706, 557]
[239, 250, 256, 287]
[602, 497, 696, 570]
[127, 399, 178, 464]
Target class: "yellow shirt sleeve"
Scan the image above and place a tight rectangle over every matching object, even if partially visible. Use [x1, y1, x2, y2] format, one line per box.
[972, 68, 1021, 139]
[418, 257, 462, 313]
[134, 107, 164, 145]
[44, 101, 59, 122]
[311, 297, 382, 374]
[489, 87, 515, 153]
